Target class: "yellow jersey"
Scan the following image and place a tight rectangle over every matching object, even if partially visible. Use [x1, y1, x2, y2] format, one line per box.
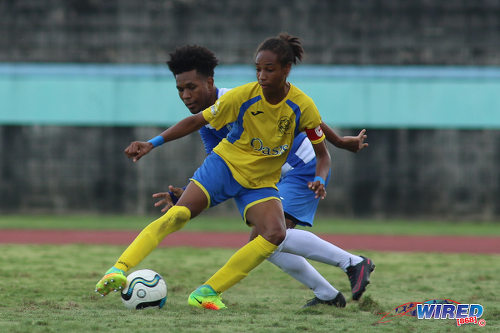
[202, 81, 324, 189]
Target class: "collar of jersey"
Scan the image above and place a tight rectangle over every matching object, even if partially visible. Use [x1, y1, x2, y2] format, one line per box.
[259, 83, 294, 108]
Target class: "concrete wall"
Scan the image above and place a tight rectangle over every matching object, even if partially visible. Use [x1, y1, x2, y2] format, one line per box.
[1, 125, 498, 220]
[1, 0, 499, 65]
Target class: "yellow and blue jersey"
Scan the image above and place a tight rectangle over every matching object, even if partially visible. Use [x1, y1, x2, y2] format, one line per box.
[198, 88, 233, 154]
[202, 82, 324, 189]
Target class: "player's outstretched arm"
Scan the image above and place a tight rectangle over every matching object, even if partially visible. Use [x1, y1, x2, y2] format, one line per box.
[124, 113, 208, 162]
[320, 122, 368, 153]
[308, 140, 331, 199]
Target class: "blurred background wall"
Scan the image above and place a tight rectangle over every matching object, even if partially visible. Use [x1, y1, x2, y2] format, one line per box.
[1, 0, 499, 65]
[1, 0, 499, 220]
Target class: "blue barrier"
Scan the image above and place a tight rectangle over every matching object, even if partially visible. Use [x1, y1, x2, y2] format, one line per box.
[1, 64, 499, 128]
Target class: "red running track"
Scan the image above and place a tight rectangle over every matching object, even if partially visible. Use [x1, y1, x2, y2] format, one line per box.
[0, 229, 499, 254]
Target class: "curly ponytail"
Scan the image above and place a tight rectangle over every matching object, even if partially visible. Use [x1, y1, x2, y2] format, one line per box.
[256, 32, 304, 66]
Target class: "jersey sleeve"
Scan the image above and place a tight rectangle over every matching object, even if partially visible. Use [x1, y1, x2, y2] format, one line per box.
[198, 124, 231, 154]
[198, 126, 221, 154]
[202, 90, 239, 131]
[298, 99, 325, 144]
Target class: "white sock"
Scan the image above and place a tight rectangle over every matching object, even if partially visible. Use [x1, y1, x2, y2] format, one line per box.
[279, 228, 363, 272]
[267, 250, 338, 301]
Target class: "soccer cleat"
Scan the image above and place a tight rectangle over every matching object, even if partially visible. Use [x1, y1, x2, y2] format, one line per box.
[95, 266, 127, 296]
[188, 284, 226, 310]
[346, 256, 375, 300]
[302, 292, 346, 308]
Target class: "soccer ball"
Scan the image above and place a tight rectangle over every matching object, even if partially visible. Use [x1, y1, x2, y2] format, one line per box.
[121, 269, 167, 309]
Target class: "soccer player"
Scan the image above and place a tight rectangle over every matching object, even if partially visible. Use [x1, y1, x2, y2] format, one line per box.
[95, 33, 371, 310]
[152, 45, 374, 307]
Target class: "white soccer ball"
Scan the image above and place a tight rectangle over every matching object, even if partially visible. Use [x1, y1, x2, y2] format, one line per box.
[121, 269, 167, 309]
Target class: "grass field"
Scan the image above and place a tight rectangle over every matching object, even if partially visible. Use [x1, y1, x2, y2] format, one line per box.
[0, 215, 499, 332]
[1, 245, 499, 332]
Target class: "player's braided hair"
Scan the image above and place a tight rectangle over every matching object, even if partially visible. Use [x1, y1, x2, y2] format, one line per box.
[256, 33, 304, 66]
[167, 45, 219, 77]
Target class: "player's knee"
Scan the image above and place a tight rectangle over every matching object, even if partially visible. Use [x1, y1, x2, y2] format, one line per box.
[160, 205, 191, 232]
[263, 226, 286, 245]
[172, 205, 191, 220]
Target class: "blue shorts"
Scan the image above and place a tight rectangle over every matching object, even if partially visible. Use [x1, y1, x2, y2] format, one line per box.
[191, 152, 280, 222]
[278, 165, 331, 227]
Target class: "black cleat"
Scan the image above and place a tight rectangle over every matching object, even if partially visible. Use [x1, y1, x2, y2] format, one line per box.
[302, 292, 346, 308]
[347, 256, 375, 300]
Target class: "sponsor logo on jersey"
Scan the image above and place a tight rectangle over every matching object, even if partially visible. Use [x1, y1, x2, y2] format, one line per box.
[250, 138, 289, 156]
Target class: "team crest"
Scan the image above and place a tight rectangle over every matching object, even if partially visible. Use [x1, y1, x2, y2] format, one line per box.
[278, 117, 291, 136]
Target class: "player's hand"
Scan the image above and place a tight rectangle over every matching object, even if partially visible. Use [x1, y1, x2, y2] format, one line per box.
[152, 186, 185, 213]
[342, 129, 368, 153]
[308, 181, 327, 199]
[124, 141, 153, 162]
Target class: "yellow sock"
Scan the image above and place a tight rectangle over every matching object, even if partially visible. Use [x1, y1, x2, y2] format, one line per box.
[114, 206, 191, 272]
[205, 235, 278, 293]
